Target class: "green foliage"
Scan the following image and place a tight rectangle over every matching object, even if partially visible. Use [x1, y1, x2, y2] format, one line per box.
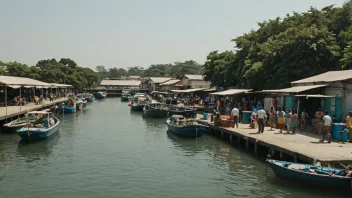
[1, 58, 99, 91]
[202, 2, 352, 90]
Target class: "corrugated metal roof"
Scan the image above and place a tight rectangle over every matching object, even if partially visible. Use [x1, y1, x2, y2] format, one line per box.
[0, 75, 51, 87]
[100, 80, 140, 86]
[291, 70, 352, 84]
[183, 74, 204, 80]
[149, 77, 172, 84]
[50, 83, 73, 88]
[263, 84, 327, 93]
[209, 89, 251, 96]
[171, 88, 206, 93]
[160, 79, 181, 85]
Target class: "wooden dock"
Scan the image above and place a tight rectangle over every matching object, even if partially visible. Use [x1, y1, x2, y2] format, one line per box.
[196, 114, 352, 168]
[0, 98, 68, 121]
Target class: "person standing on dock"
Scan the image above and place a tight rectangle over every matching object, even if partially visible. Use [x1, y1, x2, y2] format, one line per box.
[257, 106, 266, 133]
[231, 106, 239, 128]
[291, 110, 298, 135]
[320, 110, 332, 143]
[269, 107, 276, 131]
[277, 107, 286, 133]
[346, 112, 352, 143]
[216, 99, 221, 113]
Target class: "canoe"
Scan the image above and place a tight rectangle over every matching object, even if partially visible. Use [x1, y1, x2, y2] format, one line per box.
[17, 111, 60, 142]
[267, 159, 352, 191]
[166, 115, 207, 137]
[143, 103, 169, 118]
[94, 91, 107, 99]
[3, 117, 29, 133]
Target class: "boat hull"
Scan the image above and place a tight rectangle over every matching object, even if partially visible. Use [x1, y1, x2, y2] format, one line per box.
[56, 106, 76, 114]
[17, 120, 60, 142]
[121, 96, 129, 101]
[4, 124, 26, 133]
[76, 103, 83, 110]
[94, 93, 107, 99]
[166, 118, 207, 137]
[131, 105, 145, 111]
[267, 160, 351, 191]
[86, 97, 94, 102]
[169, 109, 197, 118]
[143, 109, 168, 118]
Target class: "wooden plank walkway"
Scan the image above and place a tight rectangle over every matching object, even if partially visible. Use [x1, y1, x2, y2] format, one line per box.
[196, 114, 352, 166]
[0, 98, 68, 121]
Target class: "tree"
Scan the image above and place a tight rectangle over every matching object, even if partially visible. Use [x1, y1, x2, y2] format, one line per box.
[59, 58, 77, 69]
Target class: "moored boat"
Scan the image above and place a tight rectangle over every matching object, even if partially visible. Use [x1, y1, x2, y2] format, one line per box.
[3, 110, 49, 133]
[94, 91, 107, 99]
[168, 106, 197, 118]
[17, 111, 60, 142]
[166, 115, 207, 137]
[130, 93, 151, 111]
[85, 93, 95, 102]
[56, 98, 76, 113]
[143, 103, 169, 118]
[121, 93, 131, 102]
[76, 100, 83, 110]
[266, 159, 352, 191]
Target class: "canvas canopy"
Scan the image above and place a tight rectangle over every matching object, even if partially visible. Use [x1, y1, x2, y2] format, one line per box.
[0, 76, 51, 87]
[171, 88, 206, 93]
[210, 89, 251, 96]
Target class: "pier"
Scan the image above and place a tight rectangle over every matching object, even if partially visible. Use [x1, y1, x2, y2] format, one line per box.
[0, 98, 68, 121]
[196, 114, 352, 168]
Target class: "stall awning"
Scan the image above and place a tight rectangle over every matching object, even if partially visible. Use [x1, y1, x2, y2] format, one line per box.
[202, 88, 217, 92]
[0, 75, 51, 87]
[50, 83, 73, 88]
[171, 88, 207, 93]
[263, 84, 328, 94]
[294, 94, 334, 98]
[209, 89, 251, 96]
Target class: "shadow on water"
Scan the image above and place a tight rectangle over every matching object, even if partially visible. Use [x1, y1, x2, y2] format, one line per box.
[16, 132, 60, 162]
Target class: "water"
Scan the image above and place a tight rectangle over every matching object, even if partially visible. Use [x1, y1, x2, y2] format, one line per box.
[0, 98, 349, 198]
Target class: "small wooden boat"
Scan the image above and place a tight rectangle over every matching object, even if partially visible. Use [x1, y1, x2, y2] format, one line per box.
[121, 93, 131, 102]
[76, 100, 83, 110]
[143, 103, 169, 118]
[56, 102, 76, 113]
[3, 110, 50, 133]
[130, 93, 150, 111]
[166, 115, 207, 137]
[169, 106, 197, 118]
[94, 91, 107, 99]
[17, 111, 60, 142]
[83, 93, 95, 102]
[267, 159, 352, 191]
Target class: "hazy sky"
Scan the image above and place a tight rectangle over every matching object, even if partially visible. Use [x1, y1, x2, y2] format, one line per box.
[0, 0, 347, 70]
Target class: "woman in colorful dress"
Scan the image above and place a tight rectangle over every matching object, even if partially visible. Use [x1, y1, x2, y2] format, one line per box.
[269, 107, 276, 131]
[291, 110, 298, 134]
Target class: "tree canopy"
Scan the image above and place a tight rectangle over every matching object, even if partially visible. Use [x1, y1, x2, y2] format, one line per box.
[202, 2, 352, 90]
[1, 58, 100, 91]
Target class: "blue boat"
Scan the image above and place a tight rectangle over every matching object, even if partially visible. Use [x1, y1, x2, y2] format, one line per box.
[267, 159, 352, 191]
[94, 91, 107, 99]
[121, 93, 131, 102]
[17, 111, 60, 142]
[143, 103, 169, 118]
[56, 103, 76, 113]
[166, 115, 207, 137]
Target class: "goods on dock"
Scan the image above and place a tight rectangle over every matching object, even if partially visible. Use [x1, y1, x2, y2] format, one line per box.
[17, 111, 60, 142]
[267, 159, 352, 191]
[166, 115, 207, 137]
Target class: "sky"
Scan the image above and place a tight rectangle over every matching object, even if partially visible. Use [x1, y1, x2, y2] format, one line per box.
[0, 0, 347, 70]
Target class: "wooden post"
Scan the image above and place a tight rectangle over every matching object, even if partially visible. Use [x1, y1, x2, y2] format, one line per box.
[294, 154, 297, 163]
[254, 140, 258, 154]
[246, 138, 249, 149]
[237, 135, 240, 144]
[230, 135, 232, 142]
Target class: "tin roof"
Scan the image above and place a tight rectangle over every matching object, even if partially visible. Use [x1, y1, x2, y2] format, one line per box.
[160, 79, 181, 85]
[182, 74, 204, 80]
[291, 70, 352, 84]
[263, 84, 328, 93]
[209, 89, 251, 96]
[100, 80, 140, 86]
[149, 77, 172, 84]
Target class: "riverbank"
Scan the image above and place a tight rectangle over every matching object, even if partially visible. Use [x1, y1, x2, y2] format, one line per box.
[196, 114, 352, 168]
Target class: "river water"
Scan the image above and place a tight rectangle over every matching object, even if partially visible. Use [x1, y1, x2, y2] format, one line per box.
[0, 98, 349, 198]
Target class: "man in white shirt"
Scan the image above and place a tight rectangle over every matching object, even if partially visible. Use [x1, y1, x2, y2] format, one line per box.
[231, 106, 239, 128]
[320, 110, 332, 143]
[257, 106, 266, 133]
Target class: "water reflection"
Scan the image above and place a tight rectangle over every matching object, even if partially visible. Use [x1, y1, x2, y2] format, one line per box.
[16, 132, 60, 162]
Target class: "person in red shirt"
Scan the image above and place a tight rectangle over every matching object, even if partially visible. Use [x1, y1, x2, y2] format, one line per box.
[217, 99, 221, 112]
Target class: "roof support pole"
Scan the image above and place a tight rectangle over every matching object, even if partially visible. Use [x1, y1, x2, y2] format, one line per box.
[19, 87, 22, 114]
[5, 86, 7, 119]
